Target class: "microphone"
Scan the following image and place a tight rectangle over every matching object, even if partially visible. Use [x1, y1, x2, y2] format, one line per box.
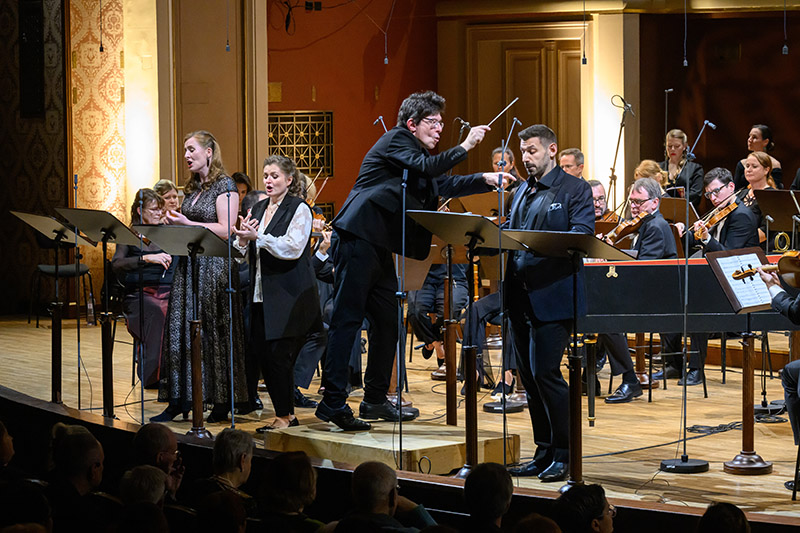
[665, 88, 674, 93]
[512, 117, 522, 127]
[456, 117, 471, 131]
[620, 97, 635, 117]
[765, 215, 775, 224]
[373, 116, 383, 125]
[704, 120, 717, 130]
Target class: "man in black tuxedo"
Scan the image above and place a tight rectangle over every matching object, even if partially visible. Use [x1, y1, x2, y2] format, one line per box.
[505, 125, 594, 482]
[317, 90, 512, 431]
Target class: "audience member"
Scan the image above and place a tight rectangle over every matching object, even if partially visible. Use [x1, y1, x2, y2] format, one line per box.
[513, 513, 562, 533]
[551, 483, 614, 533]
[132, 423, 184, 502]
[0, 421, 23, 482]
[192, 428, 256, 516]
[45, 424, 104, 532]
[696, 502, 750, 533]
[462, 462, 512, 532]
[196, 491, 247, 533]
[331, 461, 436, 532]
[119, 465, 167, 506]
[0, 480, 52, 532]
[260, 451, 324, 532]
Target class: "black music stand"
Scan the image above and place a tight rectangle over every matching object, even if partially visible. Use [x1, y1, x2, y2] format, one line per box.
[753, 189, 800, 252]
[136, 225, 242, 439]
[408, 210, 527, 478]
[501, 230, 633, 489]
[12, 211, 95, 404]
[56, 208, 141, 419]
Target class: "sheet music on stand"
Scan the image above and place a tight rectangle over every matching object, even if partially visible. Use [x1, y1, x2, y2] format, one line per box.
[706, 247, 772, 314]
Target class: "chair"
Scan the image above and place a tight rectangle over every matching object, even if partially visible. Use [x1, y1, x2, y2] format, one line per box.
[163, 503, 198, 531]
[28, 229, 96, 327]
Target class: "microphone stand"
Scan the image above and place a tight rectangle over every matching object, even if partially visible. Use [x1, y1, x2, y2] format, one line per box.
[137, 190, 146, 423]
[659, 156, 709, 474]
[496, 118, 521, 466]
[226, 181, 236, 428]
[608, 100, 632, 215]
[686, 120, 714, 162]
[395, 168, 409, 470]
[73, 174, 84, 410]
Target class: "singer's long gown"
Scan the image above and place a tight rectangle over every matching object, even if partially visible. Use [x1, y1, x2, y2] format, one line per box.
[159, 176, 247, 408]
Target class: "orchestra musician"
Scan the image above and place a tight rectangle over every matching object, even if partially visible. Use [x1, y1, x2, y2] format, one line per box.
[735, 151, 776, 244]
[659, 129, 704, 207]
[505, 125, 594, 482]
[587, 180, 617, 223]
[734, 124, 783, 190]
[153, 179, 181, 216]
[758, 267, 800, 491]
[665, 167, 760, 386]
[558, 148, 585, 180]
[317, 90, 512, 431]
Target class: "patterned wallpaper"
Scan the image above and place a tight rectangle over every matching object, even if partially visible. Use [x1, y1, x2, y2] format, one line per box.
[69, 0, 127, 288]
[0, 0, 67, 314]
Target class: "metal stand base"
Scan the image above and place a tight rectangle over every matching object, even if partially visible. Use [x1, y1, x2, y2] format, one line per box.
[660, 457, 710, 474]
[454, 465, 472, 479]
[723, 451, 773, 475]
[187, 427, 213, 439]
[483, 400, 525, 413]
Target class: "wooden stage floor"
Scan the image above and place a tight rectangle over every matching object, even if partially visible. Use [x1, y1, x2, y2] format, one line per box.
[2, 316, 800, 522]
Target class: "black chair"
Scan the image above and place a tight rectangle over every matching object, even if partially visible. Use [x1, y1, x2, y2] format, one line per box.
[28, 231, 96, 327]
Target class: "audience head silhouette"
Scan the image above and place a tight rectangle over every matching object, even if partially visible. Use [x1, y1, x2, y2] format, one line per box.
[261, 450, 317, 514]
[697, 502, 750, 533]
[133, 423, 178, 474]
[351, 461, 398, 515]
[552, 483, 614, 533]
[50, 423, 104, 496]
[464, 462, 513, 528]
[119, 465, 167, 506]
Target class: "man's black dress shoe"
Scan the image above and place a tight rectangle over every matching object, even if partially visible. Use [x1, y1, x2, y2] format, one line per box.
[315, 403, 371, 431]
[785, 479, 797, 491]
[677, 369, 704, 386]
[653, 366, 681, 380]
[421, 345, 434, 359]
[538, 461, 569, 482]
[294, 388, 319, 408]
[605, 381, 643, 404]
[256, 417, 299, 433]
[359, 400, 418, 421]
[508, 460, 548, 477]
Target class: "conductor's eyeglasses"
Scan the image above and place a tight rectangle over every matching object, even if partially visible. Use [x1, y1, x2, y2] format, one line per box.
[420, 117, 444, 129]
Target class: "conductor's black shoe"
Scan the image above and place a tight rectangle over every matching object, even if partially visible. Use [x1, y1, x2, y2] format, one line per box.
[538, 461, 569, 482]
[508, 460, 548, 477]
[294, 388, 318, 409]
[677, 369, 704, 386]
[359, 400, 418, 421]
[315, 402, 371, 431]
[653, 366, 681, 380]
[604, 382, 643, 404]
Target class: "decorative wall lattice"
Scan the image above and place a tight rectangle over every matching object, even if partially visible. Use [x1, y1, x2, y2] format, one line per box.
[267, 111, 333, 177]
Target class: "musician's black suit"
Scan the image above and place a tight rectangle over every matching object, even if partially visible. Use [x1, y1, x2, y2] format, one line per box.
[660, 159, 704, 208]
[505, 165, 594, 466]
[322, 126, 492, 412]
[634, 211, 677, 260]
[770, 291, 800, 448]
[692, 202, 760, 252]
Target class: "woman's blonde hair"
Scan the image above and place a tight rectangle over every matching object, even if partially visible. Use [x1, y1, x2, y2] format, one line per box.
[634, 159, 668, 187]
[184, 130, 227, 194]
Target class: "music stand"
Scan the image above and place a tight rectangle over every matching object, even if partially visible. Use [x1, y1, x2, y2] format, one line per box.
[707, 248, 773, 475]
[659, 197, 699, 226]
[457, 191, 509, 217]
[501, 230, 633, 488]
[408, 210, 527, 478]
[56, 208, 141, 419]
[136, 225, 242, 439]
[754, 189, 800, 251]
[12, 211, 95, 404]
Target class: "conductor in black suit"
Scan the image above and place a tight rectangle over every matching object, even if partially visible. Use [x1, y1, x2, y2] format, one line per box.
[505, 125, 594, 482]
[317, 90, 513, 431]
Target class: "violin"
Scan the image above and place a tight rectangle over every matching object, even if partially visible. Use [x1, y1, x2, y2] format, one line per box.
[731, 250, 800, 288]
[694, 199, 737, 240]
[605, 211, 647, 245]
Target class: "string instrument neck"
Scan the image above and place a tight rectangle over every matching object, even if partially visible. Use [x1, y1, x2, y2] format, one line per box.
[605, 211, 647, 245]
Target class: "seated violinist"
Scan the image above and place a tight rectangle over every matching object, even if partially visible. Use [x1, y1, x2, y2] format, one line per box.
[682, 167, 759, 252]
[660, 168, 762, 386]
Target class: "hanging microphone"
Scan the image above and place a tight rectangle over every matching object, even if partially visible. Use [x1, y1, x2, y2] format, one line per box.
[512, 117, 522, 127]
[373, 116, 383, 125]
[704, 120, 717, 130]
[665, 88, 674, 93]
